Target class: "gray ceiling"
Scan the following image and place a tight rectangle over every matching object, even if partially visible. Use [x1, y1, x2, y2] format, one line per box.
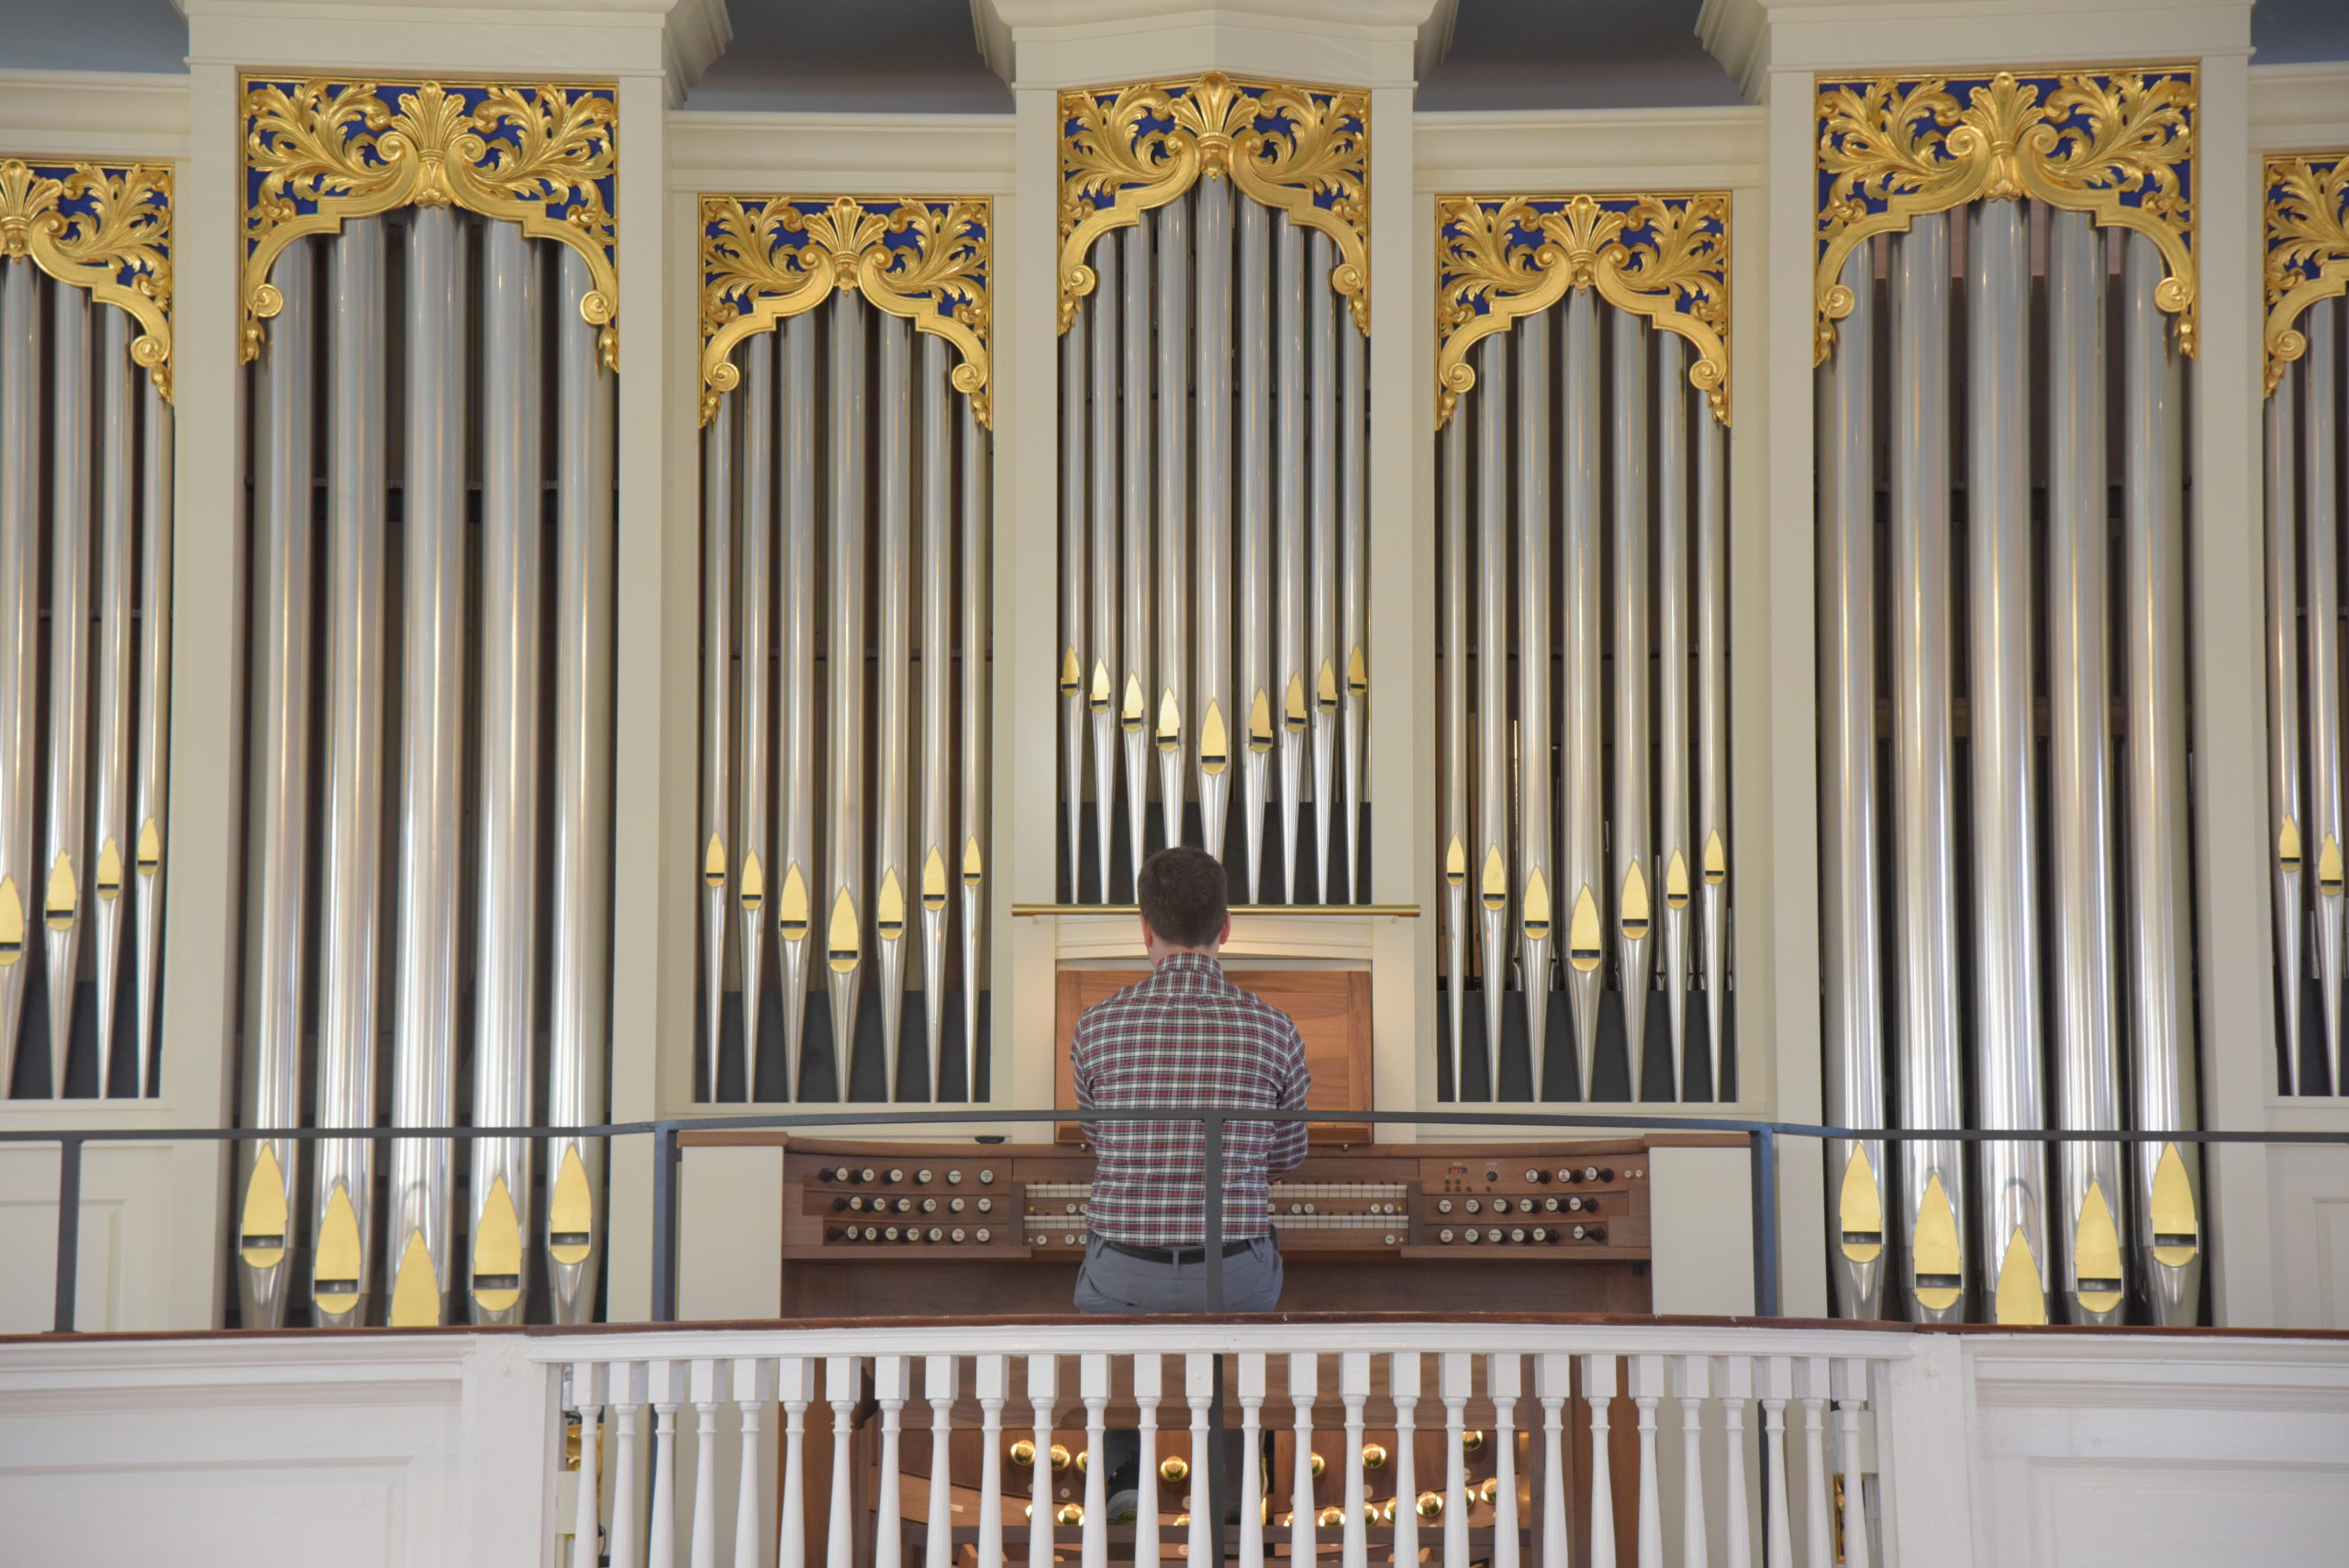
[2, 0, 2346, 110]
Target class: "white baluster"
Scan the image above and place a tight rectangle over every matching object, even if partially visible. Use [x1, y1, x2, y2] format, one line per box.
[1759, 1358, 1794, 1568]
[733, 1359, 774, 1568]
[1188, 1353, 1217, 1567]
[875, 1356, 909, 1568]
[1581, 1354, 1617, 1568]
[925, 1355, 959, 1568]
[1720, 1357, 1754, 1568]
[1490, 1353, 1522, 1568]
[1798, 1358, 1831, 1568]
[1233, 1352, 1266, 1568]
[1290, 1351, 1319, 1564]
[572, 1363, 607, 1568]
[691, 1359, 723, 1568]
[976, 1355, 1008, 1568]
[1441, 1351, 1472, 1568]
[611, 1363, 649, 1568]
[1631, 1354, 1664, 1568]
[1341, 1352, 1371, 1568]
[1390, 1353, 1421, 1568]
[1133, 1354, 1163, 1568]
[1081, 1353, 1110, 1568]
[826, 1356, 860, 1568]
[1027, 1354, 1057, 1568]
[1833, 1360, 1873, 1568]
[651, 1361, 689, 1568]
[776, 1358, 811, 1568]
[1674, 1356, 1709, 1568]
[1535, 1356, 1569, 1568]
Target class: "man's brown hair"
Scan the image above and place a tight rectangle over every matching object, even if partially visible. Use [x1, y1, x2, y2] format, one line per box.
[1137, 846, 1229, 949]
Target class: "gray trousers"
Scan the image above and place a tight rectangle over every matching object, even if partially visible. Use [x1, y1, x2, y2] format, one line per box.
[1073, 1234, 1284, 1315]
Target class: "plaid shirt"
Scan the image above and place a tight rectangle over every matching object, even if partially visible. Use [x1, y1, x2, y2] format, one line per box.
[1071, 951, 1311, 1248]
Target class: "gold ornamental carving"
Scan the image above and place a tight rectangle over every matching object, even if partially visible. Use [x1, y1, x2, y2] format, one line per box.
[1434, 192, 1730, 429]
[697, 194, 992, 428]
[1814, 68, 2197, 364]
[2264, 153, 2349, 396]
[0, 158, 173, 398]
[1059, 71, 1368, 335]
[242, 77, 618, 367]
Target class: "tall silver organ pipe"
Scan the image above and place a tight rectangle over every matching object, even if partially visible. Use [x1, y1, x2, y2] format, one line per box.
[1442, 413, 1470, 1098]
[241, 239, 313, 1330]
[779, 316, 817, 1094]
[960, 398, 990, 1098]
[1339, 293, 1367, 899]
[1888, 213, 1965, 1323]
[2266, 350, 2303, 1098]
[735, 332, 774, 1103]
[700, 367, 734, 1102]
[919, 335, 953, 1099]
[1196, 177, 1235, 868]
[0, 261, 35, 1089]
[1088, 238, 1119, 903]
[1694, 334, 1730, 1099]
[390, 206, 464, 1327]
[1655, 333, 1692, 1106]
[2121, 232, 2201, 1325]
[1967, 201, 2048, 1324]
[1818, 248, 1886, 1320]
[1238, 197, 1273, 901]
[1060, 317, 1087, 897]
[1609, 309, 1653, 1101]
[875, 315, 913, 1095]
[1562, 290, 1605, 1106]
[826, 290, 869, 1087]
[2046, 208, 2125, 1325]
[315, 218, 386, 1329]
[548, 246, 616, 1323]
[43, 281, 91, 1100]
[1119, 225, 1153, 891]
[1156, 200, 1190, 855]
[1308, 232, 1341, 904]
[1275, 217, 1308, 903]
[1473, 333, 1510, 1099]
[132, 380, 172, 1095]
[2309, 298, 2346, 1090]
[1515, 315, 1554, 1092]
[471, 218, 543, 1327]
[90, 308, 134, 1098]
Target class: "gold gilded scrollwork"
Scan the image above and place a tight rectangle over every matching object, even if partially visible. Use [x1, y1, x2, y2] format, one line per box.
[697, 195, 992, 428]
[242, 77, 618, 367]
[2264, 154, 2349, 396]
[1434, 192, 1730, 430]
[0, 159, 173, 398]
[1815, 68, 2196, 364]
[1060, 71, 1368, 335]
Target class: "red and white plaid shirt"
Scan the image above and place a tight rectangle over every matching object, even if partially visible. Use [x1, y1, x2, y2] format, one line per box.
[1070, 951, 1311, 1249]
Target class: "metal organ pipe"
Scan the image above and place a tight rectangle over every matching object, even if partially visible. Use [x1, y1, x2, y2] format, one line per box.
[919, 335, 953, 1100]
[1516, 313, 1555, 1093]
[1695, 334, 1730, 1100]
[1088, 237, 1119, 904]
[1238, 198, 1274, 902]
[1819, 248, 1886, 1320]
[825, 291, 869, 1092]
[1309, 232, 1341, 904]
[1473, 334, 1510, 1099]
[1888, 213, 1965, 1322]
[1442, 412, 1469, 1096]
[736, 332, 775, 1101]
[1060, 317, 1087, 898]
[89, 307, 134, 1100]
[1967, 201, 2049, 1324]
[1120, 225, 1153, 891]
[241, 239, 312, 1329]
[2308, 296, 2345, 1095]
[2266, 355, 2304, 1097]
[2121, 232, 2201, 1325]
[132, 379, 172, 1095]
[1157, 199, 1191, 855]
[960, 398, 990, 1098]
[1655, 332, 1692, 1106]
[0, 261, 34, 1089]
[701, 349, 735, 1103]
[391, 206, 464, 1327]
[549, 245, 616, 1321]
[1562, 291, 1605, 1105]
[876, 315, 913, 1095]
[1610, 308, 1653, 1102]
[315, 217, 386, 1329]
[1275, 217, 1308, 904]
[1340, 288, 1367, 900]
[472, 220, 543, 1327]
[2046, 208, 2125, 1325]
[1196, 177, 1234, 869]
[44, 280, 91, 1100]
[779, 315, 817, 1095]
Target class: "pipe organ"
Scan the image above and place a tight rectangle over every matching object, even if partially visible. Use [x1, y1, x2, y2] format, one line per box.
[2263, 152, 2349, 1100]
[1812, 70, 2204, 1326]
[0, 160, 174, 1106]
[696, 196, 994, 1105]
[1432, 195, 1731, 1106]
[1055, 74, 1372, 906]
[234, 79, 620, 1329]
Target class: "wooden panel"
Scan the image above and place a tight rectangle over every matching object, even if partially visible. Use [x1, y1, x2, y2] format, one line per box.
[1052, 967, 1375, 1143]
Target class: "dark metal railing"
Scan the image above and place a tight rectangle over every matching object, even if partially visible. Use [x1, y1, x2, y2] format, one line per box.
[4, 1109, 2344, 1333]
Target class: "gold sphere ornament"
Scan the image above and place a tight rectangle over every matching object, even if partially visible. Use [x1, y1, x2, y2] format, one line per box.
[1361, 1442, 1388, 1470]
[1376, 1499, 1397, 1525]
[1416, 1491, 1444, 1519]
[1462, 1429, 1486, 1454]
[1055, 1503, 1085, 1527]
[1009, 1440, 1037, 1467]
[1160, 1455, 1190, 1485]
[1309, 1451, 1327, 1479]
[1478, 1475, 1501, 1505]
[1172, 1514, 1190, 1529]
[1048, 1443, 1073, 1472]
[1318, 1506, 1346, 1529]
[1074, 1449, 1089, 1473]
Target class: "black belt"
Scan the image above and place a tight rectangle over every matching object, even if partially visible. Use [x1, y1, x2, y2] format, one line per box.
[1098, 1237, 1259, 1264]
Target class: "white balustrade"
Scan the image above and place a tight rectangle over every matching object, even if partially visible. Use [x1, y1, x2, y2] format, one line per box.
[540, 1322, 1901, 1567]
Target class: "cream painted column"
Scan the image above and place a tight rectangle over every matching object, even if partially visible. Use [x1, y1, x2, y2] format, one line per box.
[2191, 50, 2277, 1327]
